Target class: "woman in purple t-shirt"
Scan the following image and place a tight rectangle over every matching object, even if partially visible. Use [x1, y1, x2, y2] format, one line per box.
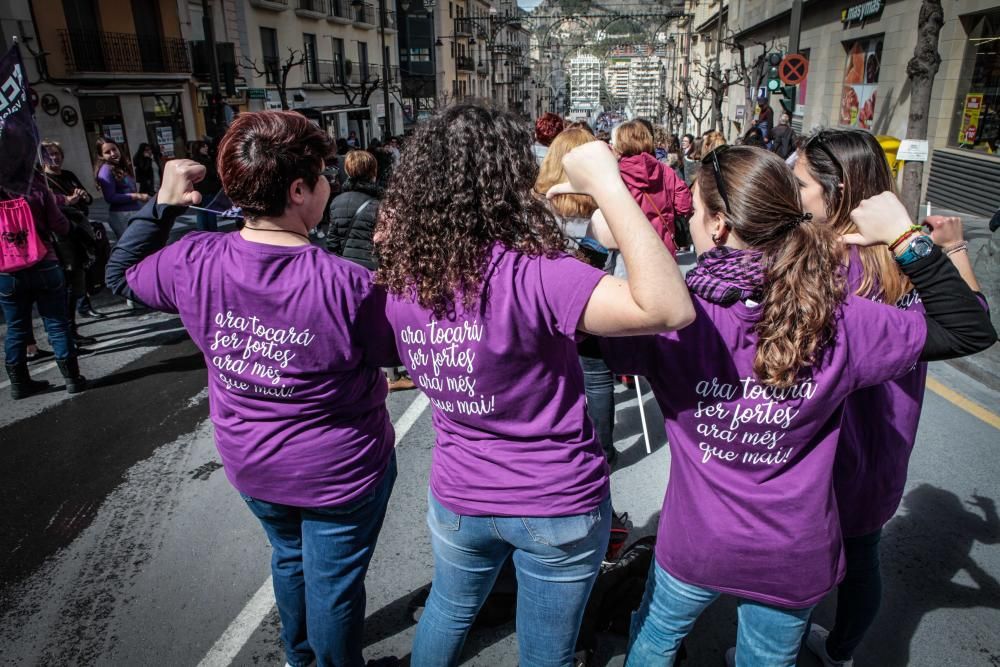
[374, 104, 695, 666]
[794, 129, 986, 666]
[596, 146, 995, 666]
[105, 112, 400, 667]
[93, 137, 148, 240]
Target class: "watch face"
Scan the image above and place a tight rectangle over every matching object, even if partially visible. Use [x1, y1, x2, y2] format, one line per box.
[912, 235, 935, 257]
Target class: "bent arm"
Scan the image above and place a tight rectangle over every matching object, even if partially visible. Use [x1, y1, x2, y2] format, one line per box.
[105, 198, 186, 301]
[97, 167, 136, 206]
[900, 247, 996, 361]
[579, 186, 694, 336]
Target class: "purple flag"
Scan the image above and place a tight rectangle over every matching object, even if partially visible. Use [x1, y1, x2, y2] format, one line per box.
[0, 44, 39, 196]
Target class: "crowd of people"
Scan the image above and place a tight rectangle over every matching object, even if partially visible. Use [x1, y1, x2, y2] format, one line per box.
[1, 101, 997, 667]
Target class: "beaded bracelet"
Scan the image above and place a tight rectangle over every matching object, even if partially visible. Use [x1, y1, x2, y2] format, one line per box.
[945, 241, 969, 256]
[888, 225, 924, 253]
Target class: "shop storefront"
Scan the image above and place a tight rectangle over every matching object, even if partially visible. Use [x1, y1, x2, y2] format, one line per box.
[927, 5, 1000, 216]
[142, 93, 188, 159]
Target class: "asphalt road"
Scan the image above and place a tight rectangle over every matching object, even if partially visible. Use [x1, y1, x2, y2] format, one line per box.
[1, 299, 999, 667]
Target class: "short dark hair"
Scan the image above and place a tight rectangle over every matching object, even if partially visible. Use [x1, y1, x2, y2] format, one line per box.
[534, 112, 565, 147]
[218, 111, 332, 218]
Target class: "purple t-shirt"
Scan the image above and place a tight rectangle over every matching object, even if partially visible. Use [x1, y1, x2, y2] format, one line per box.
[385, 244, 609, 517]
[602, 293, 927, 608]
[836, 251, 927, 537]
[126, 232, 397, 507]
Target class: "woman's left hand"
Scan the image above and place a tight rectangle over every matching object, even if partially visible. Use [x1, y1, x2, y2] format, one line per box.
[923, 215, 964, 248]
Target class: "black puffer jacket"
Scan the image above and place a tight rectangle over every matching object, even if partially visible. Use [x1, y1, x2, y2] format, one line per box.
[327, 180, 382, 270]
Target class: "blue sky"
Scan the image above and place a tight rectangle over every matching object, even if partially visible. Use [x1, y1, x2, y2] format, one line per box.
[518, 0, 543, 8]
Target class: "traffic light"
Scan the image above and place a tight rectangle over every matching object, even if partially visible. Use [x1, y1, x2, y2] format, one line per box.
[766, 52, 783, 94]
[780, 85, 796, 115]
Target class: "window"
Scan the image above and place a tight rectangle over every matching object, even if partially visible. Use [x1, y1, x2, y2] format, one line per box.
[303, 33, 318, 83]
[407, 47, 430, 62]
[952, 10, 1000, 153]
[449, 2, 453, 18]
[838, 36, 882, 130]
[358, 41, 369, 81]
[260, 27, 279, 84]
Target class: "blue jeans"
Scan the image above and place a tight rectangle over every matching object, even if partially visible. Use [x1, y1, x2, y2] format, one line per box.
[626, 561, 813, 667]
[826, 529, 882, 661]
[240, 454, 397, 667]
[412, 491, 611, 667]
[580, 355, 615, 461]
[0, 260, 74, 365]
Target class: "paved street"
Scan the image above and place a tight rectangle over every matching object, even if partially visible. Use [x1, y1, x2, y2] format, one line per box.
[1, 247, 999, 667]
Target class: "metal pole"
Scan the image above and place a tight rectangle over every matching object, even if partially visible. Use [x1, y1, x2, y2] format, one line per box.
[788, 0, 803, 55]
[379, 0, 393, 137]
[202, 0, 222, 138]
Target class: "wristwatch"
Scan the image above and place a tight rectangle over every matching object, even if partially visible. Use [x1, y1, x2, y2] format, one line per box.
[895, 234, 935, 265]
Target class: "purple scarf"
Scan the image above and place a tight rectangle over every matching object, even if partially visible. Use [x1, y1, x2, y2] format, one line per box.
[685, 246, 766, 305]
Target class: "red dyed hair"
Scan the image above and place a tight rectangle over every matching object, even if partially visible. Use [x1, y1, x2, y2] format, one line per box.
[217, 111, 332, 218]
[534, 112, 565, 147]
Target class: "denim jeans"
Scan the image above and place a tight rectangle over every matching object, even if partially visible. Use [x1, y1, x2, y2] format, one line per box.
[0, 260, 74, 365]
[825, 528, 882, 661]
[580, 355, 616, 461]
[239, 454, 397, 667]
[626, 561, 813, 667]
[412, 491, 611, 667]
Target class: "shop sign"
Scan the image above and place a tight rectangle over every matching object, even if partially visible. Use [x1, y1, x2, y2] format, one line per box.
[896, 139, 929, 162]
[102, 123, 125, 145]
[376, 103, 385, 117]
[958, 93, 984, 144]
[155, 126, 176, 158]
[841, 0, 883, 25]
[735, 105, 746, 120]
[247, 88, 267, 100]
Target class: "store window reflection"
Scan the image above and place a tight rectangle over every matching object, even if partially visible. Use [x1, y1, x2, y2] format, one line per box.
[954, 10, 999, 154]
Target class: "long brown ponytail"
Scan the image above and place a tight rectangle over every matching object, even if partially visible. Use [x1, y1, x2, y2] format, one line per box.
[698, 146, 846, 387]
[801, 129, 911, 303]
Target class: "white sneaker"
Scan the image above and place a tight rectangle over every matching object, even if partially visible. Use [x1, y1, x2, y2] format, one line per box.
[805, 623, 854, 666]
[724, 647, 736, 667]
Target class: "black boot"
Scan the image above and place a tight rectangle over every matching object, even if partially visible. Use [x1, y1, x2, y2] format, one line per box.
[5, 363, 51, 400]
[56, 358, 87, 394]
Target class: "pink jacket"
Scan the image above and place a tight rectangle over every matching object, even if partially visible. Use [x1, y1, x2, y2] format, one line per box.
[618, 152, 693, 253]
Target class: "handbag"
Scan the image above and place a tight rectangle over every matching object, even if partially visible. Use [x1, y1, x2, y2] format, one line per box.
[0, 197, 47, 273]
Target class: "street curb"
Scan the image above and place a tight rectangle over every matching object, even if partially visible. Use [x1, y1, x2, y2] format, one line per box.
[945, 349, 1000, 393]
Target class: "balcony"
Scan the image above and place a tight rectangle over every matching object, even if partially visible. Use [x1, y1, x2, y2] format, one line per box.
[454, 17, 473, 37]
[249, 0, 289, 10]
[492, 44, 522, 57]
[189, 41, 236, 79]
[314, 59, 390, 86]
[353, 4, 376, 28]
[456, 55, 475, 72]
[327, 0, 352, 23]
[296, 0, 326, 18]
[381, 10, 397, 32]
[60, 30, 190, 75]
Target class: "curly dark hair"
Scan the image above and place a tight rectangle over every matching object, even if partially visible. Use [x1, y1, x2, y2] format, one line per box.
[375, 103, 565, 319]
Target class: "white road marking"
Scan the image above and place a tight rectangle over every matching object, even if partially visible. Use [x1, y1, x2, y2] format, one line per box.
[196, 391, 431, 667]
[0, 325, 186, 390]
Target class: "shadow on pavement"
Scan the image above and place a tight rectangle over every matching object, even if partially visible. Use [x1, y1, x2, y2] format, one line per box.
[812, 484, 1000, 666]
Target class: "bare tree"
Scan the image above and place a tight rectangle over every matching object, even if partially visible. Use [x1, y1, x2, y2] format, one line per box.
[706, 34, 779, 135]
[242, 48, 307, 111]
[318, 61, 388, 108]
[681, 76, 712, 135]
[900, 0, 944, 218]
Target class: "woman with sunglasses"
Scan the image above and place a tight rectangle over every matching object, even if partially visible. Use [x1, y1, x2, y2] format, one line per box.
[375, 103, 694, 667]
[587, 145, 995, 666]
[794, 129, 985, 667]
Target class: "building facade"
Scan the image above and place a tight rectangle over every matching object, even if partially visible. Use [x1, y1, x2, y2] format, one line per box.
[240, 0, 404, 144]
[726, 0, 1000, 215]
[568, 54, 602, 119]
[6, 0, 200, 180]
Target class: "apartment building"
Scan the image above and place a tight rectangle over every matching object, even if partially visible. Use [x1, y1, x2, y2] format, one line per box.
[10, 0, 199, 179]
[569, 54, 603, 119]
[242, 0, 403, 144]
[627, 56, 665, 120]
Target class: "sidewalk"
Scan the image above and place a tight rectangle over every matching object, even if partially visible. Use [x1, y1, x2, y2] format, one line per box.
[925, 204, 1000, 391]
